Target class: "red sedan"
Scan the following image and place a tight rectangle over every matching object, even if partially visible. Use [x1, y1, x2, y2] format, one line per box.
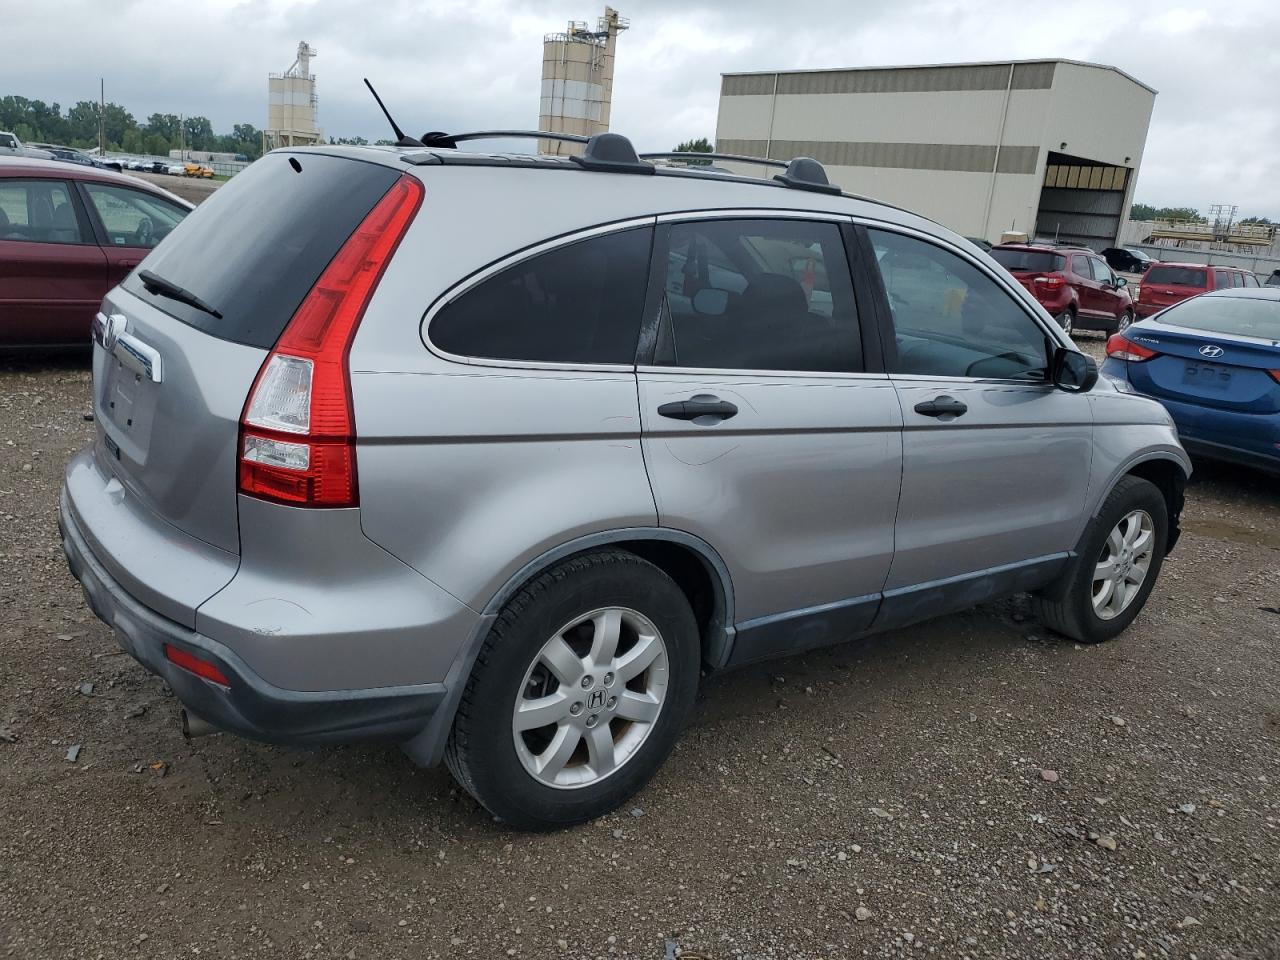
[1, 157, 193, 346]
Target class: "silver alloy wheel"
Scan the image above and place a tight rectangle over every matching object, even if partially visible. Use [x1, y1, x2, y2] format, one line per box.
[1117, 311, 1133, 332]
[1058, 310, 1074, 335]
[1092, 509, 1155, 620]
[512, 607, 669, 789]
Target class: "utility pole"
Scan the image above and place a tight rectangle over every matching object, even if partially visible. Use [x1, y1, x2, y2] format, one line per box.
[98, 78, 105, 156]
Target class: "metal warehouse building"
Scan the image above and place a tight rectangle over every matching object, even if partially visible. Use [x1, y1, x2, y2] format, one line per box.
[715, 59, 1156, 249]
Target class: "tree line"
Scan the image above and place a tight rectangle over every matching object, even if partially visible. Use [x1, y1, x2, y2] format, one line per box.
[0, 95, 263, 159]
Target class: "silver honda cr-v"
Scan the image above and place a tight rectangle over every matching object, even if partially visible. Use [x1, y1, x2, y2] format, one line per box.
[60, 133, 1189, 829]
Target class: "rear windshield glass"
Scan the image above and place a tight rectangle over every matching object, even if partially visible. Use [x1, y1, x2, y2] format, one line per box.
[990, 249, 1064, 272]
[1158, 296, 1280, 340]
[121, 153, 399, 348]
[1144, 266, 1207, 287]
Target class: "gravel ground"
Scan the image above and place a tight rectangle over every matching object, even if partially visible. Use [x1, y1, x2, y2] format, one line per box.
[125, 170, 221, 205]
[1, 340, 1277, 960]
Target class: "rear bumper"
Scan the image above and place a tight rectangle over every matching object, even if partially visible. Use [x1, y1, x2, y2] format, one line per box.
[60, 486, 448, 746]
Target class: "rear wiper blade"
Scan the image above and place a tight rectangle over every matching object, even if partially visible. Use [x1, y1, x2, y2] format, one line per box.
[138, 269, 222, 319]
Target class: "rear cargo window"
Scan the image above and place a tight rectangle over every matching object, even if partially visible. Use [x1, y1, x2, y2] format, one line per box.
[121, 153, 399, 348]
[990, 249, 1064, 272]
[1158, 296, 1280, 340]
[1145, 266, 1207, 287]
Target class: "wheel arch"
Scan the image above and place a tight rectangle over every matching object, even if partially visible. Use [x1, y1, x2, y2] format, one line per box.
[1122, 456, 1187, 552]
[1088, 450, 1190, 553]
[479, 528, 737, 669]
[400, 528, 737, 768]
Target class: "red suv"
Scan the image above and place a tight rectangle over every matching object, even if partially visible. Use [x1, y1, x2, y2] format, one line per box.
[990, 243, 1135, 336]
[1, 156, 192, 346]
[1134, 261, 1259, 319]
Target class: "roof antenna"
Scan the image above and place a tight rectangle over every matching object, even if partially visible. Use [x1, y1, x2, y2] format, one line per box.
[363, 78, 424, 148]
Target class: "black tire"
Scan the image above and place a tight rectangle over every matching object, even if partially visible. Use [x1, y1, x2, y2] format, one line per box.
[1032, 476, 1168, 643]
[444, 549, 700, 830]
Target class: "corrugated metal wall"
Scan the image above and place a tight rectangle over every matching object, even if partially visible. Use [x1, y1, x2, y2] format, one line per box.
[716, 138, 1039, 175]
[721, 61, 1055, 97]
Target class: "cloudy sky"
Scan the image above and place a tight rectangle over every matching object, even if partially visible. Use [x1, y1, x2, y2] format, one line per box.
[4, 0, 1279, 217]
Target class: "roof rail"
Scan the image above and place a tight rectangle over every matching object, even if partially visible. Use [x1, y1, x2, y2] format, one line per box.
[402, 129, 842, 193]
[420, 130, 590, 149]
[639, 151, 788, 169]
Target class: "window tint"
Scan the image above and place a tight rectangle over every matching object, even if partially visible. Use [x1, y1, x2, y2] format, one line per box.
[0, 179, 85, 244]
[1074, 255, 1095, 278]
[1144, 266, 1207, 287]
[1213, 270, 1231, 290]
[1090, 258, 1113, 283]
[83, 183, 188, 249]
[1230, 271, 1245, 288]
[1243, 272, 1259, 287]
[121, 153, 399, 349]
[989, 249, 1063, 272]
[869, 229, 1050, 380]
[430, 227, 652, 365]
[657, 219, 861, 372]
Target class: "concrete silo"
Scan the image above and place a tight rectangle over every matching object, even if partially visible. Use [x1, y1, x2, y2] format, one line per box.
[266, 42, 322, 152]
[538, 8, 628, 156]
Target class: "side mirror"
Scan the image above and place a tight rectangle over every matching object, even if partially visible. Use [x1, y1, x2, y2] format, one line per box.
[1115, 276, 1128, 288]
[1051, 347, 1098, 393]
[692, 287, 729, 316]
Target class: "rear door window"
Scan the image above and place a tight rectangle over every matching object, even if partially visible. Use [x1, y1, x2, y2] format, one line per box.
[1073, 255, 1094, 278]
[120, 153, 400, 348]
[0, 179, 88, 245]
[429, 227, 653, 365]
[1243, 272, 1259, 288]
[1230, 271, 1245, 288]
[1213, 269, 1231, 290]
[1145, 266, 1207, 287]
[657, 218, 862, 372]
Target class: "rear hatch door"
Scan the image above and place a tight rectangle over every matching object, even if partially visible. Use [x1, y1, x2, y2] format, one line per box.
[85, 152, 400, 619]
[1127, 320, 1280, 414]
[1140, 265, 1208, 312]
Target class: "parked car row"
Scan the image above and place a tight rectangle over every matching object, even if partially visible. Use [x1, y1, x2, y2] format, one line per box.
[984, 240, 1272, 333]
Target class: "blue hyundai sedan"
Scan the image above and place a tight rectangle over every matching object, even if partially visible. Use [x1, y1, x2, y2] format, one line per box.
[1101, 287, 1280, 474]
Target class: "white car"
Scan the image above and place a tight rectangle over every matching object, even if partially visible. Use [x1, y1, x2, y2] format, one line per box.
[166, 164, 186, 176]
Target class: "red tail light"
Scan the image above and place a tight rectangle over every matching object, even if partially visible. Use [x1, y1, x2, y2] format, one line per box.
[1034, 275, 1066, 293]
[238, 175, 423, 507]
[164, 643, 231, 687]
[1268, 370, 1280, 384]
[1105, 333, 1158, 362]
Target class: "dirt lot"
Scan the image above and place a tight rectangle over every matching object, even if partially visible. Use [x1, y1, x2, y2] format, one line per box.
[1, 337, 1277, 960]
[126, 170, 221, 205]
